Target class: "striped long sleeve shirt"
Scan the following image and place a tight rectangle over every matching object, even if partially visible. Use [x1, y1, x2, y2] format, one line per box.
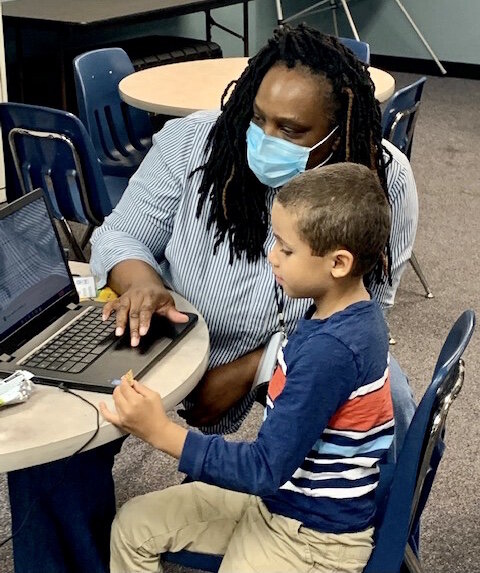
[179, 300, 393, 533]
[90, 110, 417, 433]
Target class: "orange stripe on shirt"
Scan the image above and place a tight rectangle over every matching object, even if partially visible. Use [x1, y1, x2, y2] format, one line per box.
[268, 366, 286, 402]
[328, 378, 393, 432]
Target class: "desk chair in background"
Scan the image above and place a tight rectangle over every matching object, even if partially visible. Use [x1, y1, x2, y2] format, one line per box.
[382, 76, 433, 299]
[73, 48, 153, 182]
[0, 102, 124, 261]
[162, 309, 476, 573]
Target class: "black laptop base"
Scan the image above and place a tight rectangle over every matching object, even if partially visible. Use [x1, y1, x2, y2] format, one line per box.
[0, 311, 198, 394]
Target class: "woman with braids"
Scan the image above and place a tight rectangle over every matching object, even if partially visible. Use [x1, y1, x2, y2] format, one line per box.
[7, 25, 416, 573]
[91, 24, 416, 434]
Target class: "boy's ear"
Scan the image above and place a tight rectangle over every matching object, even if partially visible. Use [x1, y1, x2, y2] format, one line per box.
[331, 249, 354, 278]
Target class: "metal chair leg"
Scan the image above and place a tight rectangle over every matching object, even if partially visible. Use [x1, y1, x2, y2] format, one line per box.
[404, 542, 425, 573]
[331, 0, 339, 36]
[277, 0, 331, 25]
[80, 224, 95, 250]
[393, 0, 447, 75]
[410, 251, 433, 299]
[338, 0, 360, 40]
[59, 218, 87, 262]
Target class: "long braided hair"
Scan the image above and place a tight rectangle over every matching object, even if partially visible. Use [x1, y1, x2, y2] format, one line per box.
[194, 23, 390, 282]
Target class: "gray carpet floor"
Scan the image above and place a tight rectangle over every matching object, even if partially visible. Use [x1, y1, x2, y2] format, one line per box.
[0, 71, 479, 573]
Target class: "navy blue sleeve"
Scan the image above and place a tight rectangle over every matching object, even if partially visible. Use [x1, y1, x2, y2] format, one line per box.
[178, 334, 358, 496]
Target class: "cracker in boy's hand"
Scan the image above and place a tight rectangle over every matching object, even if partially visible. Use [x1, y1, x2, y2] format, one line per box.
[122, 369, 135, 386]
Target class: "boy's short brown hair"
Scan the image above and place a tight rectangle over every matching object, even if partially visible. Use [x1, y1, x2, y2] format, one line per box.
[275, 163, 391, 277]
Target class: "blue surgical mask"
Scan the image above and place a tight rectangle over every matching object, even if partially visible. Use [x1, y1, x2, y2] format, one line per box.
[246, 122, 339, 188]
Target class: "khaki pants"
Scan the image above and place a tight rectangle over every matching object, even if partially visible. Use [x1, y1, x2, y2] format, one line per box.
[110, 482, 374, 573]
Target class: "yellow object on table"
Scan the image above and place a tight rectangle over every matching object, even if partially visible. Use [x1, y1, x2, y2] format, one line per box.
[95, 287, 118, 303]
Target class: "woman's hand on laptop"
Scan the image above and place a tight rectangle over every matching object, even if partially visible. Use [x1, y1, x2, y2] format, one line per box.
[99, 378, 187, 459]
[102, 282, 189, 347]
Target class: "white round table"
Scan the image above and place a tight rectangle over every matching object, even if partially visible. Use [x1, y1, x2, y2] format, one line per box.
[119, 57, 395, 116]
[0, 262, 210, 471]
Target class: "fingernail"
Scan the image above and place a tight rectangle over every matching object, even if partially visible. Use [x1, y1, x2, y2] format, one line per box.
[139, 326, 147, 336]
[131, 336, 139, 347]
[115, 327, 124, 336]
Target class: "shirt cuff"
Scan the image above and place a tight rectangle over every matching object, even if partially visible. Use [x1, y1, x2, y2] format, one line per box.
[178, 430, 212, 480]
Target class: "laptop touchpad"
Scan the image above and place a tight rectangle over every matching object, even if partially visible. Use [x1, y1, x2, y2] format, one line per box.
[115, 314, 175, 354]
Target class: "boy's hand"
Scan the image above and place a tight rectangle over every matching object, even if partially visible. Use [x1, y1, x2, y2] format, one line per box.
[99, 379, 168, 447]
[99, 378, 188, 457]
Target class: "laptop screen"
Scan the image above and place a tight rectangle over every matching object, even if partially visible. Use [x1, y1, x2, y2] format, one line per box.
[0, 193, 73, 342]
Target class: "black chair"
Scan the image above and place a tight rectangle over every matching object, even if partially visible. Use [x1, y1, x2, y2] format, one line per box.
[163, 310, 475, 572]
[382, 76, 433, 299]
[0, 102, 125, 261]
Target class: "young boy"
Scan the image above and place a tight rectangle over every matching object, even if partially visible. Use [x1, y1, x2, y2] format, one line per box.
[100, 162, 394, 573]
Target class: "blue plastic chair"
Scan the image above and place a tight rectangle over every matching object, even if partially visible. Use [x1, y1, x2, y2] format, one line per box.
[365, 309, 475, 573]
[73, 47, 153, 179]
[0, 102, 125, 261]
[162, 310, 475, 573]
[339, 36, 370, 64]
[382, 76, 427, 160]
[381, 76, 432, 299]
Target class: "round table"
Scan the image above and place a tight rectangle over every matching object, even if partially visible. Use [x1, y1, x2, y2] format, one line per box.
[119, 57, 395, 116]
[0, 262, 210, 472]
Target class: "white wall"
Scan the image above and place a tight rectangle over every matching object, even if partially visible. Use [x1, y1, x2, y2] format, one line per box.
[57, 2, 480, 65]
[254, 0, 480, 65]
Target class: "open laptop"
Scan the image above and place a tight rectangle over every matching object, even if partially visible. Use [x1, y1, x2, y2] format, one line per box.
[0, 189, 198, 393]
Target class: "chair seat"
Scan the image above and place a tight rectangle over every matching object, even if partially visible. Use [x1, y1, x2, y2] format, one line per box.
[163, 550, 222, 572]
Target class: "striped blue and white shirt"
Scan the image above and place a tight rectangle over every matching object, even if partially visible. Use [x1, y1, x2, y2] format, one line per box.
[90, 110, 417, 433]
[179, 300, 393, 532]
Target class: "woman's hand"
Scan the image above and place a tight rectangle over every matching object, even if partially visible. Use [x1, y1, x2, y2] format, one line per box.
[102, 283, 188, 346]
[102, 260, 188, 347]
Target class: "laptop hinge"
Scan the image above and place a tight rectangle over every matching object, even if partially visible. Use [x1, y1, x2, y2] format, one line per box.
[0, 353, 14, 363]
[67, 302, 82, 311]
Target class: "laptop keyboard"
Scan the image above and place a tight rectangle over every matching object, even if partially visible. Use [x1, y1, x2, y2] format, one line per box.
[23, 307, 117, 374]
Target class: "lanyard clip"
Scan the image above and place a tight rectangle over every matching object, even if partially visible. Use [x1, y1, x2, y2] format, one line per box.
[274, 280, 286, 338]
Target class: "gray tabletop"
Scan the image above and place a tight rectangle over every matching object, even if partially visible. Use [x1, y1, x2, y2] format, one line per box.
[2, 0, 247, 25]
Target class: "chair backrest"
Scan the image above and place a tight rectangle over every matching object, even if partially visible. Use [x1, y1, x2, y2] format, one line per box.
[381, 76, 427, 159]
[365, 309, 475, 573]
[73, 47, 153, 177]
[338, 36, 370, 64]
[0, 102, 112, 226]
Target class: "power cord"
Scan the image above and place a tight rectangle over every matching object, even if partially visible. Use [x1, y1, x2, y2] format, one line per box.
[0, 383, 100, 549]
